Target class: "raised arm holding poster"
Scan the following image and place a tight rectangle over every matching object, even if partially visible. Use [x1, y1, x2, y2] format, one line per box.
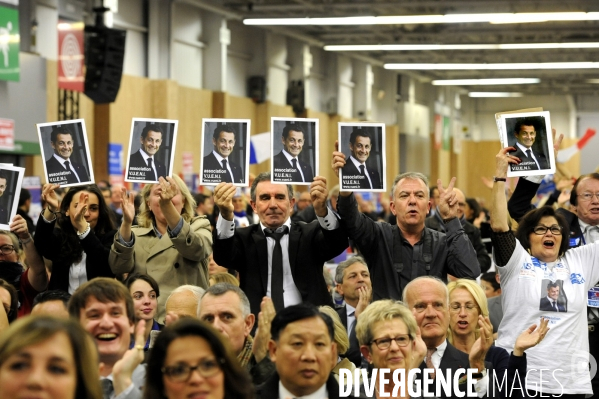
[0, 165, 24, 230]
[271, 117, 318, 185]
[338, 122, 386, 192]
[200, 119, 250, 186]
[125, 118, 178, 184]
[36, 119, 94, 187]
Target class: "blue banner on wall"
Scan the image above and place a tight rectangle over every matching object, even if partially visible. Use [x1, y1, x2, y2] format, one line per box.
[108, 143, 123, 176]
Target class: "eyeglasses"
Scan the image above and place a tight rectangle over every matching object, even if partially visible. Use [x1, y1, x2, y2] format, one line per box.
[162, 359, 223, 382]
[532, 225, 562, 235]
[0, 245, 15, 255]
[370, 335, 411, 350]
[449, 303, 480, 314]
[578, 192, 599, 202]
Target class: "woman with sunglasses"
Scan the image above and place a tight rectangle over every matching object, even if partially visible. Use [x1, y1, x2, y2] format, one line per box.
[491, 145, 599, 398]
[144, 318, 253, 399]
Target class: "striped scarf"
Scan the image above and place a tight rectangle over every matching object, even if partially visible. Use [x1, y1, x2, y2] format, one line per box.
[237, 335, 254, 367]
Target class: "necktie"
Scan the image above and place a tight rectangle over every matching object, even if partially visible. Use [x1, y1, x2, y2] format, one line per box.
[264, 226, 289, 312]
[146, 158, 157, 181]
[553, 301, 557, 311]
[348, 311, 356, 335]
[426, 347, 437, 379]
[359, 165, 372, 189]
[101, 378, 114, 399]
[291, 158, 303, 182]
[221, 159, 233, 183]
[587, 226, 599, 243]
[526, 149, 540, 170]
[64, 161, 78, 184]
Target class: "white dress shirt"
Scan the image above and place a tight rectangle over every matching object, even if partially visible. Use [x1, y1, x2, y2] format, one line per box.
[216, 209, 340, 308]
[349, 156, 373, 188]
[53, 153, 81, 182]
[282, 149, 305, 182]
[138, 148, 158, 180]
[212, 150, 234, 180]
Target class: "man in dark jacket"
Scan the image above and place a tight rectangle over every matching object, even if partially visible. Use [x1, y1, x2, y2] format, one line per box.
[425, 187, 491, 274]
[333, 149, 480, 300]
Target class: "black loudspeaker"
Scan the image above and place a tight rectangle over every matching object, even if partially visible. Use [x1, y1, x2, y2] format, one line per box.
[248, 76, 266, 103]
[84, 27, 126, 103]
[286, 80, 305, 115]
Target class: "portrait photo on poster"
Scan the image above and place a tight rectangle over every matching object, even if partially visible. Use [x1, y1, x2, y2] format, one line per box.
[539, 279, 568, 313]
[0, 165, 25, 230]
[36, 119, 94, 187]
[200, 119, 250, 186]
[271, 117, 319, 185]
[124, 118, 178, 184]
[499, 111, 555, 177]
[338, 122, 386, 192]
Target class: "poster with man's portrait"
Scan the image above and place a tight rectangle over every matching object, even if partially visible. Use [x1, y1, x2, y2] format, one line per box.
[0, 165, 25, 230]
[338, 123, 386, 192]
[125, 118, 178, 184]
[497, 111, 555, 177]
[37, 119, 94, 187]
[271, 118, 318, 185]
[200, 119, 250, 187]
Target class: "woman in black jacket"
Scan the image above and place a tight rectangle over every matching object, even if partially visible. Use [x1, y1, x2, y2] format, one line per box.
[35, 184, 116, 293]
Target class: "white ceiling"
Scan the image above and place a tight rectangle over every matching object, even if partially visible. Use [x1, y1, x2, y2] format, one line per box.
[196, 0, 599, 95]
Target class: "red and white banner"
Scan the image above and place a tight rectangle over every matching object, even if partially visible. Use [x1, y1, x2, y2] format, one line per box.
[0, 118, 15, 151]
[58, 21, 85, 92]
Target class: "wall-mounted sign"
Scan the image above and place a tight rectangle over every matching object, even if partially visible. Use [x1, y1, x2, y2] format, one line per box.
[0, 118, 14, 151]
[58, 21, 84, 91]
[0, 6, 19, 82]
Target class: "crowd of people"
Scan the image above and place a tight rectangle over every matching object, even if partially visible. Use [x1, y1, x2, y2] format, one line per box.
[0, 130, 598, 399]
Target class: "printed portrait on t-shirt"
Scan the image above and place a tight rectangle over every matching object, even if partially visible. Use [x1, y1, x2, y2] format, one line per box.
[539, 279, 567, 312]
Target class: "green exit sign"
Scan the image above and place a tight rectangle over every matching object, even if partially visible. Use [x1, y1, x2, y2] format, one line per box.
[0, 6, 19, 82]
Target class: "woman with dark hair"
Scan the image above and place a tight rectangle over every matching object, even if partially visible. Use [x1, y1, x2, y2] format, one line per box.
[0, 316, 102, 399]
[144, 318, 254, 399]
[35, 184, 117, 293]
[0, 278, 17, 325]
[125, 273, 163, 355]
[491, 145, 599, 397]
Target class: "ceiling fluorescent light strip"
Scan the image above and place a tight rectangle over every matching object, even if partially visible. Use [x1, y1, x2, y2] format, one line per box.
[468, 92, 524, 97]
[244, 12, 599, 26]
[432, 79, 540, 85]
[384, 62, 599, 70]
[324, 43, 599, 51]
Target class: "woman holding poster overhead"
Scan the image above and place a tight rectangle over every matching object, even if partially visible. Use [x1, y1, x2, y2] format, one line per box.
[35, 184, 117, 293]
[109, 176, 212, 323]
[491, 143, 599, 397]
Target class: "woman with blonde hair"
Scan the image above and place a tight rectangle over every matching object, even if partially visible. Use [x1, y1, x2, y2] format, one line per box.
[318, 305, 355, 381]
[110, 175, 212, 322]
[209, 272, 239, 287]
[355, 299, 425, 398]
[0, 316, 102, 399]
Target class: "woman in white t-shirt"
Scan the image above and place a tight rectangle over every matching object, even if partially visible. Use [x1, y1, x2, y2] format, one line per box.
[490, 146, 599, 398]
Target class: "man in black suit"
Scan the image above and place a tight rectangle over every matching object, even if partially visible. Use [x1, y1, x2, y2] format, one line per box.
[403, 277, 490, 398]
[45, 126, 90, 185]
[257, 303, 358, 399]
[127, 123, 168, 182]
[509, 118, 549, 172]
[341, 129, 382, 190]
[334, 256, 371, 367]
[212, 172, 348, 317]
[272, 123, 314, 183]
[203, 124, 244, 184]
[539, 281, 566, 312]
[0, 171, 10, 225]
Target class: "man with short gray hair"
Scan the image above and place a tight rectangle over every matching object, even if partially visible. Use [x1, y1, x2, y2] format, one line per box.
[164, 284, 205, 320]
[333, 148, 481, 301]
[198, 283, 275, 384]
[334, 256, 371, 366]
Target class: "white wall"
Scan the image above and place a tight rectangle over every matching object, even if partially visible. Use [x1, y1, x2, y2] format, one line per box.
[114, 0, 146, 77]
[35, 4, 58, 61]
[171, 2, 203, 88]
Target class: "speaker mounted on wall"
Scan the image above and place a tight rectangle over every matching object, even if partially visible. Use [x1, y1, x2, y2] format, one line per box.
[84, 26, 126, 104]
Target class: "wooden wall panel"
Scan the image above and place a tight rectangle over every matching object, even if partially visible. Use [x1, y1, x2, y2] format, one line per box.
[252, 102, 295, 177]
[385, 125, 400, 193]
[109, 75, 152, 156]
[176, 86, 213, 175]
